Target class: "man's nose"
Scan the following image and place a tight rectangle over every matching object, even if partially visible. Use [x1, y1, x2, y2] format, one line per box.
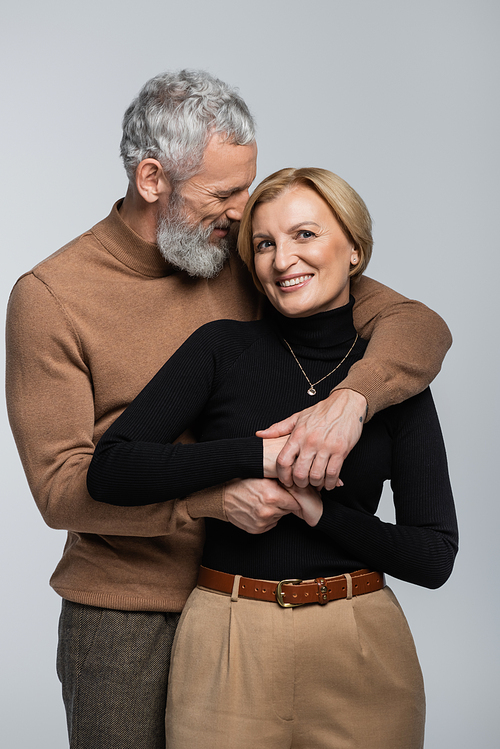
[225, 190, 250, 222]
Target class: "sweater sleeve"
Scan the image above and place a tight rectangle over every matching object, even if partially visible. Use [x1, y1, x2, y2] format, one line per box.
[338, 276, 452, 419]
[316, 389, 458, 589]
[6, 274, 228, 533]
[87, 324, 264, 506]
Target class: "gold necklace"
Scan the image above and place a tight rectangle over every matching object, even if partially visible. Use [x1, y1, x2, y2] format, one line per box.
[283, 333, 359, 396]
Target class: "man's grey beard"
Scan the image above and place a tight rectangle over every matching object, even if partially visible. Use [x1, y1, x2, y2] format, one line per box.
[156, 194, 232, 278]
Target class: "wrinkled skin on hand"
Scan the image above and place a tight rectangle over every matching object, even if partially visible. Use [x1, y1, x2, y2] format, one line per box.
[223, 478, 301, 534]
[257, 389, 367, 491]
[223, 477, 323, 533]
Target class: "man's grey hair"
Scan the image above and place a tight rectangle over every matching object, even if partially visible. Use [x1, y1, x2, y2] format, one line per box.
[120, 69, 256, 185]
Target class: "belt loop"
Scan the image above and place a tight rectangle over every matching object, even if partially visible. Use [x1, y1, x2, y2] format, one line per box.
[343, 573, 353, 600]
[231, 574, 242, 602]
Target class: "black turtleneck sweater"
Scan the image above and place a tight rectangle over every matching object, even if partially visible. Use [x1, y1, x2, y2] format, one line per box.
[87, 299, 458, 589]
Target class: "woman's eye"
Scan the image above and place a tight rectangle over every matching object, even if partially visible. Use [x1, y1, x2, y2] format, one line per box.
[255, 239, 275, 252]
[297, 230, 315, 239]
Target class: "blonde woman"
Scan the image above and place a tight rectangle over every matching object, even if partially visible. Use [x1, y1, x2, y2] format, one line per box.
[88, 168, 458, 749]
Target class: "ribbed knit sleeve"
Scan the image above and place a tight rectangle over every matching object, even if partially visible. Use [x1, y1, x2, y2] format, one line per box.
[316, 388, 458, 588]
[87, 322, 264, 506]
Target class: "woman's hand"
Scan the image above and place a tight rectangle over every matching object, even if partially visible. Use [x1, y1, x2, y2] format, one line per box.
[285, 483, 324, 527]
[262, 435, 290, 478]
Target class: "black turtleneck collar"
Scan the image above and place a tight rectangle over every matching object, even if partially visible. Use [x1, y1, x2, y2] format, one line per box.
[265, 296, 358, 359]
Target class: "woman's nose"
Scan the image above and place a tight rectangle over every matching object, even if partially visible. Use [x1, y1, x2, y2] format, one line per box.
[273, 241, 296, 271]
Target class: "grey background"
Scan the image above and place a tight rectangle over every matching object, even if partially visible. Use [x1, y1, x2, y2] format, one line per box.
[1, 1, 499, 746]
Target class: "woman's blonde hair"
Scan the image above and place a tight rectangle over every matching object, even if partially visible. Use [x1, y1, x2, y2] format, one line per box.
[238, 167, 373, 293]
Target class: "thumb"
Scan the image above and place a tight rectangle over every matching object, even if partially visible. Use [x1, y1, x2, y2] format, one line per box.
[256, 414, 298, 439]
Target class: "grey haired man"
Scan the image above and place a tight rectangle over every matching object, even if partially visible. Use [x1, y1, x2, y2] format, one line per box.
[6, 69, 451, 748]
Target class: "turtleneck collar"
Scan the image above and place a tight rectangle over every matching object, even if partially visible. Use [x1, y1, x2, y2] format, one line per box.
[265, 296, 358, 358]
[91, 200, 177, 278]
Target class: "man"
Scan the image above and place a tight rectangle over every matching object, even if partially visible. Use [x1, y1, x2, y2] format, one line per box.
[6, 70, 451, 749]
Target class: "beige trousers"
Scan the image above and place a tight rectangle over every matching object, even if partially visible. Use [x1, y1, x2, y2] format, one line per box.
[166, 583, 425, 749]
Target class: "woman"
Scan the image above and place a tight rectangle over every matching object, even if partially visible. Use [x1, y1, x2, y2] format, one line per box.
[87, 168, 458, 749]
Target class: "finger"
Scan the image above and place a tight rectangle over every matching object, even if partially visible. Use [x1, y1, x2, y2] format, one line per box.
[323, 455, 344, 491]
[256, 414, 298, 439]
[260, 519, 279, 533]
[275, 440, 301, 487]
[254, 500, 299, 532]
[290, 449, 316, 489]
[309, 451, 330, 489]
[275, 494, 302, 514]
[246, 519, 278, 535]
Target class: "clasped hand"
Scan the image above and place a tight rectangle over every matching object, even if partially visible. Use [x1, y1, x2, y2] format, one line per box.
[259, 388, 367, 490]
[224, 477, 323, 532]
[224, 389, 367, 534]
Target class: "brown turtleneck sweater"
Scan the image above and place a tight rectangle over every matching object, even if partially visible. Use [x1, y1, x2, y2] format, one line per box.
[5, 201, 452, 611]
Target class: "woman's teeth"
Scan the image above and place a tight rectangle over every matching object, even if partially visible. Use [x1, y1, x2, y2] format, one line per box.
[278, 275, 312, 288]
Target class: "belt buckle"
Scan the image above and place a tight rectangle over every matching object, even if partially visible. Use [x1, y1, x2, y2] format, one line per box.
[276, 578, 304, 608]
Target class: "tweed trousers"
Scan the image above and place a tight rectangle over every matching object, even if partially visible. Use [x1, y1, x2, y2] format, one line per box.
[57, 599, 180, 749]
[166, 584, 425, 749]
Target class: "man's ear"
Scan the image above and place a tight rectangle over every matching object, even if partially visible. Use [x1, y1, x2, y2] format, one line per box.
[135, 159, 172, 204]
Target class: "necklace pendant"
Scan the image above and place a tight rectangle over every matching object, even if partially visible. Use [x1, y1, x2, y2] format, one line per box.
[284, 334, 359, 401]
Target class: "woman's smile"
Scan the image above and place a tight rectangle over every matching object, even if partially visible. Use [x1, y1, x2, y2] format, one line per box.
[276, 273, 314, 289]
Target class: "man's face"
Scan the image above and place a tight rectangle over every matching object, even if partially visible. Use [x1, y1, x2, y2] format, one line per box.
[156, 134, 257, 277]
[177, 134, 258, 243]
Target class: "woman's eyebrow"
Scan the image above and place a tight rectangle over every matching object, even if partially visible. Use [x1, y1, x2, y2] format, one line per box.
[252, 221, 321, 241]
[288, 221, 321, 232]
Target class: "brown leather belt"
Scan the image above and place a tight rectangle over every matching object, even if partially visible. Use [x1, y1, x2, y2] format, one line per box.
[197, 566, 385, 609]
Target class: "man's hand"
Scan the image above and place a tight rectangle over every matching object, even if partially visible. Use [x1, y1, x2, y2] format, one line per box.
[223, 478, 302, 534]
[256, 389, 367, 491]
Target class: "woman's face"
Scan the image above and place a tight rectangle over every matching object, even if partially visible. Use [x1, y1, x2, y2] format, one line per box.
[252, 185, 358, 318]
